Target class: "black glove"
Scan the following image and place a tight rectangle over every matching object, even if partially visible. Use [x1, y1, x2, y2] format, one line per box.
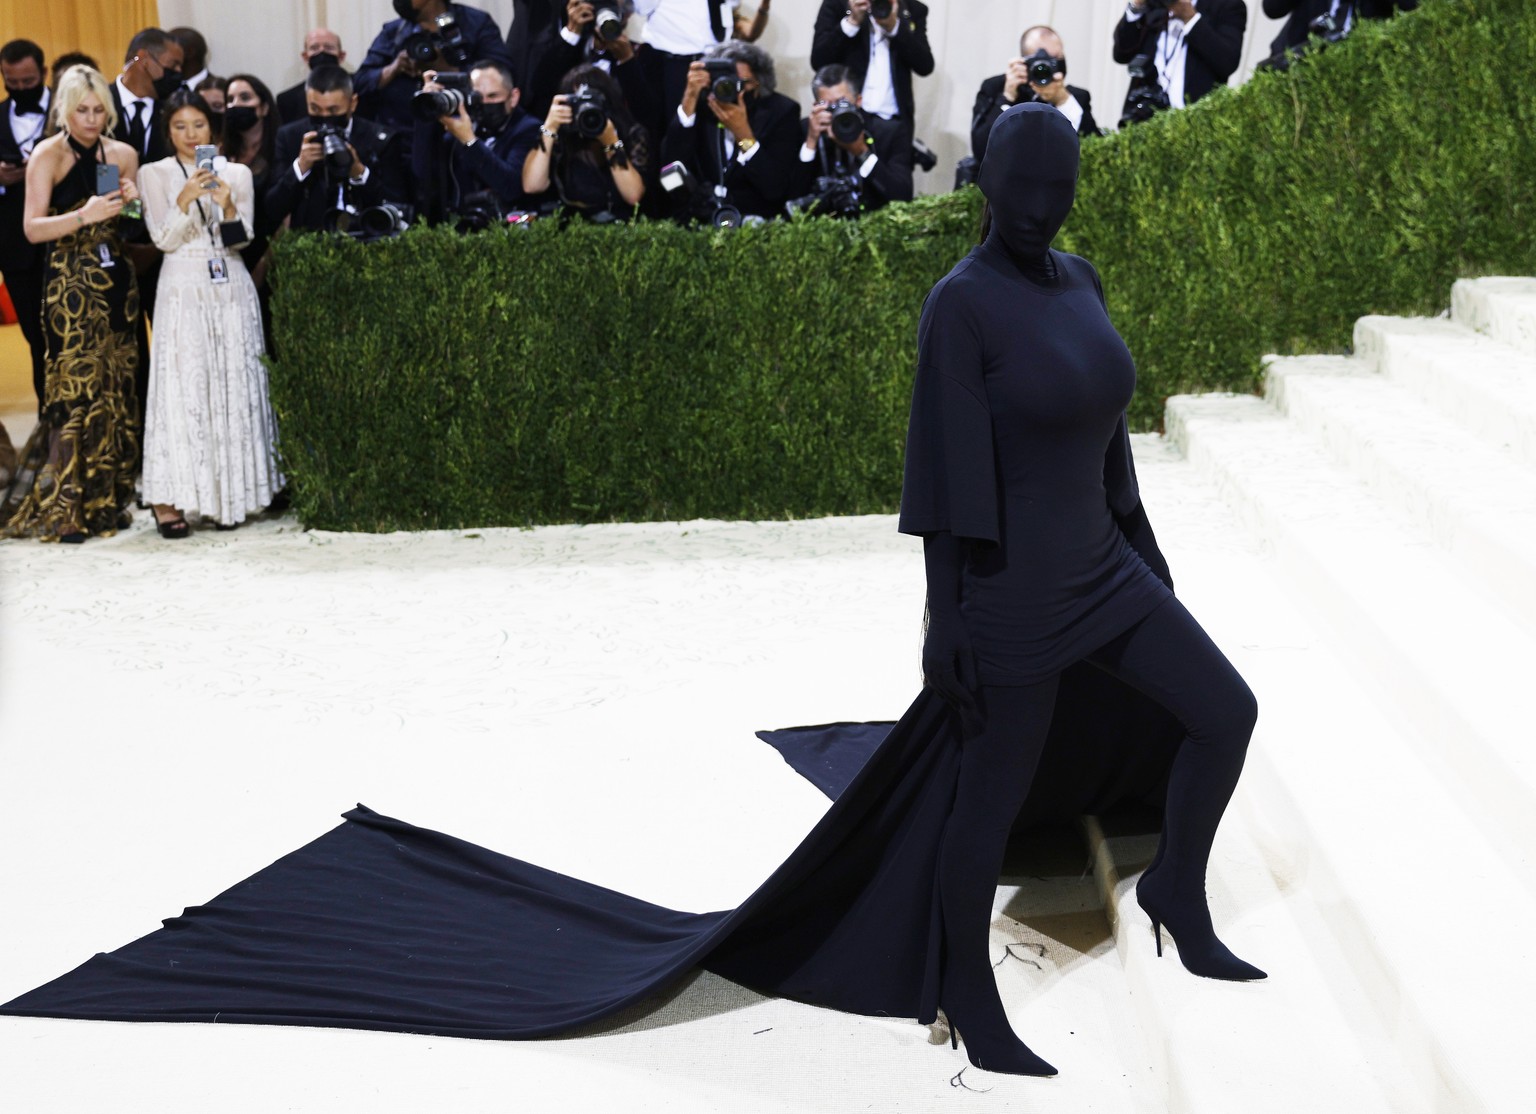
[921, 532, 984, 735]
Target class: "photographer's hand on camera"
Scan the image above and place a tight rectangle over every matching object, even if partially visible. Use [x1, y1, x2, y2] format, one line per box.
[566, 0, 596, 37]
[681, 61, 710, 119]
[381, 48, 422, 88]
[544, 94, 575, 134]
[708, 91, 754, 145]
[803, 102, 831, 151]
[597, 32, 635, 65]
[1030, 69, 1070, 108]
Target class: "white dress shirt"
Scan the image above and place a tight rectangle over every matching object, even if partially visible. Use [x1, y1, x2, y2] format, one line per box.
[115, 76, 155, 152]
[636, 0, 740, 56]
[842, 14, 900, 119]
[8, 87, 49, 156]
[1124, 1, 1202, 109]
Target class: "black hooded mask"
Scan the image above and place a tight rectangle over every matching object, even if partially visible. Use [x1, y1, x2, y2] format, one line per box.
[978, 103, 1079, 278]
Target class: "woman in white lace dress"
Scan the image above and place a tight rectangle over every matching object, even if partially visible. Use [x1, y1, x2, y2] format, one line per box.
[139, 89, 282, 536]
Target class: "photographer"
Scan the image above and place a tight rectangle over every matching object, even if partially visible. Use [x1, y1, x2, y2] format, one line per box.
[1262, 0, 1419, 66]
[528, 1, 661, 143]
[971, 26, 1098, 163]
[658, 39, 800, 223]
[414, 60, 541, 221]
[265, 66, 408, 234]
[353, 0, 512, 137]
[792, 63, 911, 215]
[522, 63, 648, 220]
[809, 0, 932, 124]
[1112, 0, 1246, 122]
[0, 39, 49, 411]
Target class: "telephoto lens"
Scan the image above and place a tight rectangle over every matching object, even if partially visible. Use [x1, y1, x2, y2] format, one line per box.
[826, 98, 864, 145]
[595, 7, 626, 41]
[566, 84, 610, 140]
[412, 86, 467, 120]
[316, 123, 352, 175]
[703, 58, 741, 104]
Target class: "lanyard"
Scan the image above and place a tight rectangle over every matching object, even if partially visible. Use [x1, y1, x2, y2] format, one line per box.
[176, 157, 224, 253]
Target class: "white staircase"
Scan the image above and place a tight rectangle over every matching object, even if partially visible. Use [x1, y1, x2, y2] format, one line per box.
[1093, 277, 1536, 1114]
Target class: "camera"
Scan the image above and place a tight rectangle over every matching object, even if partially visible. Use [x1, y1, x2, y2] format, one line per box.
[412, 71, 479, 120]
[1023, 48, 1063, 88]
[314, 121, 353, 176]
[402, 12, 471, 69]
[703, 58, 743, 105]
[1118, 52, 1169, 127]
[594, 6, 627, 42]
[352, 201, 412, 241]
[1307, 12, 1351, 43]
[786, 173, 863, 219]
[871, 1, 894, 19]
[660, 160, 743, 228]
[825, 97, 864, 146]
[564, 84, 610, 140]
[912, 136, 938, 174]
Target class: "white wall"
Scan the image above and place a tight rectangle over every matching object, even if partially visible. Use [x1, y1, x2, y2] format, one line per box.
[158, 1, 1286, 193]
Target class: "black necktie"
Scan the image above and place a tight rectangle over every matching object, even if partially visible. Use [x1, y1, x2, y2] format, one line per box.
[127, 102, 147, 154]
[708, 0, 725, 42]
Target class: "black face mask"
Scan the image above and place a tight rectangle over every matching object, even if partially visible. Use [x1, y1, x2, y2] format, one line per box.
[308, 52, 341, 71]
[310, 113, 349, 133]
[152, 67, 184, 100]
[977, 103, 1079, 262]
[473, 103, 509, 136]
[393, 0, 419, 21]
[208, 109, 226, 131]
[5, 84, 45, 113]
[225, 105, 259, 133]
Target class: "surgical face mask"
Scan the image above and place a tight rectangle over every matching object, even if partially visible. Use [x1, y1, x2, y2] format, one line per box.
[473, 102, 509, 135]
[5, 84, 45, 113]
[309, 112, 349, 132]
[152, 66, 184, 100]
[224, 104, 259, 133]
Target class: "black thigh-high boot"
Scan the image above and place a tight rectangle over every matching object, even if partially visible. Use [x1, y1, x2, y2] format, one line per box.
[1088, 597, 1265, 981]
[936, 679, 1061, 1076]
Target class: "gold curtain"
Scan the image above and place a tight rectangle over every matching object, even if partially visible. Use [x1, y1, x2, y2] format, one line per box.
[0, 1, 161, 82]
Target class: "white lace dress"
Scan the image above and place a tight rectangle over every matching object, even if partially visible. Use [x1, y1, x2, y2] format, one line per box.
[139, 157, 282, 525]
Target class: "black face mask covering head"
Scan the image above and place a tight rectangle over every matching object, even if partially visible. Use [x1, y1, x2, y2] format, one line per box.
[977, 103, 1079, 270]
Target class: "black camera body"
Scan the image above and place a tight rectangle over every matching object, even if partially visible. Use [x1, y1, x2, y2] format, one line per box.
[314, 121, 353, 177]
[703, 58, 743, 105]
[787, 173, 863, 219]
[660, 160, 743, 228]
[1023, 48, 1064, 88]
[412, 72, 481, 121]
[564, 84, 610, 140]
[594, 6, 628, 42]
[871, 1, 894, 19]
[402, 12, 471, 69]
[1307, 12, 1351, 43]
[1119, 52, 1170, 127]
[825, 98, 864, 146]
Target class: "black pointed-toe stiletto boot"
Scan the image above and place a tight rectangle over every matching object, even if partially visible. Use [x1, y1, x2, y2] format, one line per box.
[1135, 868, 1266, 981]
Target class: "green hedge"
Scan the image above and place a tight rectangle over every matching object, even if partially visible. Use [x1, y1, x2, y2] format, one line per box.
[270, 0, 1536, 531]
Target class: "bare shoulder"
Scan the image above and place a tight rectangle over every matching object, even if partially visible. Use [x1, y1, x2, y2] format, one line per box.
[104, 138, 140, 173]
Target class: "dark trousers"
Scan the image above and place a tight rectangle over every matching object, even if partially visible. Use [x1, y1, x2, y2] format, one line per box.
[6, 264, 45, 412]
[644, 46, 704, 142]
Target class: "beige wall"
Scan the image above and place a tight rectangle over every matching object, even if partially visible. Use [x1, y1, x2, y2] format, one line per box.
[156, 1, 1286, 193]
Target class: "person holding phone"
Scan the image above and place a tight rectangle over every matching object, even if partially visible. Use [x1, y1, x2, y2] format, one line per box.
[134, 88, 282, 538]
[1, 64, 143, 543]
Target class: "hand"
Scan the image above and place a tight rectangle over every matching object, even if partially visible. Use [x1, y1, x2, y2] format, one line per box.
[383, 48, 420, 86]
[118, 176, 140, 205]
[345, 143, 366, 181]
[79, 192, 123, 225]
[681, 61, 710, 116]
[1003, 57, 1029, 103]
[0, 160, 24, 187]
[545, 94, 573, 132]
[875, 3, 900, 33]
[1033, 70, 1069, 107]
[598, 118, 619, 146]
[566, 0, 595, 34]
[209, 175, 235, 217]
[297, 131, 324, 174]
[176, 169, 215, 211]
[708, 93, 751, 142]
[846, 0, 871, 26]
[443, 101, 475, 144]
[1168, 0, 1197, 19]
[921, 604, 983, 736]
[599, 32, 635, 64]
[805, 102, 831, 149]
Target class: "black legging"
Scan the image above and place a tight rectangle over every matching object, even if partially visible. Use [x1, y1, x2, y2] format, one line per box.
[936, 595, 1258, 1068]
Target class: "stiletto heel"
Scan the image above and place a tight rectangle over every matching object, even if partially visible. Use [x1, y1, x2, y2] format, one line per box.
[939, 1002, 1058, 1077]
[1136, 869, 1265, 981]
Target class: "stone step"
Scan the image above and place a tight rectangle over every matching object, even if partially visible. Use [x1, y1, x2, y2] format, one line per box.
[1262, 353, 1536, 629]
[1352, 314, 1536, 472]
[1452, 276, 1536, 357]
[1164, 394, 1536, 901]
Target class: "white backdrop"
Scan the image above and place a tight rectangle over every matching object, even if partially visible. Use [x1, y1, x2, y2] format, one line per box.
[157, 1, 1286, 194]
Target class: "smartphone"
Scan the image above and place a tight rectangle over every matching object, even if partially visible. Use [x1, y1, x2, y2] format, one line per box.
[195, 144, 218, 187]
[95, 162, 120, 195]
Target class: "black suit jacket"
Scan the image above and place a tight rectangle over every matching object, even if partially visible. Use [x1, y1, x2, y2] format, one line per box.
[660, 90, 802, 220]
[264, 116, 408, 234]
[108, 83, 174, 164]
[1262, 0, 1418, 57]
[0, 98, 42, 274]
[970, 77, 1099, 160]
[528, 33, 664, 147]
[1113, 0, 1247, 111]
[276, 81, 307, 131]
[809, 0, 933, 122]
[794, 110, 913, 210]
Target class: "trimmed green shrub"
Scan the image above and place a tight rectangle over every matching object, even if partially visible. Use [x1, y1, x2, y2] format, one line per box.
[270, 0, 1536, 531]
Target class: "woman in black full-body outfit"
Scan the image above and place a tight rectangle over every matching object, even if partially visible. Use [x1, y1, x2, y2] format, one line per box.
[895, 103, 1265, 1074]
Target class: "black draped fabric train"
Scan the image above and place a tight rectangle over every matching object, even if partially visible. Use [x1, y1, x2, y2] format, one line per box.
[0, 106, 1260, 1079]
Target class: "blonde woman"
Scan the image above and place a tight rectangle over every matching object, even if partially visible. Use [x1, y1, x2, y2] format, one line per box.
[2, 65, 142, 543]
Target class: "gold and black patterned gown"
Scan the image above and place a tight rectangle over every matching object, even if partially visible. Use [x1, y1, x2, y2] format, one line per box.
[2, 137, 141, 542]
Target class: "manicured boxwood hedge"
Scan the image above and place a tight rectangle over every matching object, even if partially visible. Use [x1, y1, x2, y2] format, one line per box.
[269, 0, 1536, 531]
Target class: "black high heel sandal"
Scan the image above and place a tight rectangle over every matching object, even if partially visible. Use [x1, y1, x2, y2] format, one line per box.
[153, 511, 190, 540]
[1136, 870, 1266, 981]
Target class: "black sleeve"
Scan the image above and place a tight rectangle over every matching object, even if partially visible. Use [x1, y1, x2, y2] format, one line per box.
[810, 0, 860, 69]
[865, 116, 913, 205]
[726, 97, 802, 213]
[1076, 89, 1101, 138]
[1112, 11, 1159, 64]
[1185, 0, 1248, 84]
[528, 34, 584, 121]
[612, 54, 665, 159]
[461, 134, 527, 206]
[263, 129, 304, 229]
[1263, 0, 1302, 16]
[898, 281, 999, 545]
[891, 4, 935, 78]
